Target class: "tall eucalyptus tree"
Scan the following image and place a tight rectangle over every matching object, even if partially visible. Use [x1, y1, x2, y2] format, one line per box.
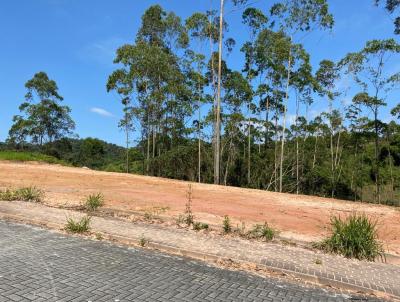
[241, 8, 268, 185]
[340, 39, 400, 203]
[269, 0, 334, 192]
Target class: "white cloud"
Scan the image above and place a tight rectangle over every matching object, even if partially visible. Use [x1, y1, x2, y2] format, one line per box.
[90, 107, 115, 118]
[78, 37, 127, 66]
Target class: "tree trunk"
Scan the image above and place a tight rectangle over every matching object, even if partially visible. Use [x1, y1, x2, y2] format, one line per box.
[198, 97, 201, 183]
[265, 97, 270, 150]
[146, 121, 150, 175]
[279, 39, 292, 193]
[374, 106, 380, 203]
[247, 104, 251, 185]
[312, 134, 318, 169]
[125, 107, 129, 174]
[274, 112, 279, 192]
[214, 0, 224, 185]
[295, 92, 299, 195]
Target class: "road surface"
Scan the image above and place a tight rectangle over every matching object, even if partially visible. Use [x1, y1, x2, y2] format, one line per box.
[0, 220, 378, 301]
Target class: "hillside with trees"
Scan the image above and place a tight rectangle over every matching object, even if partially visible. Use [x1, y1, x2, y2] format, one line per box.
[4, 1, 400, 205]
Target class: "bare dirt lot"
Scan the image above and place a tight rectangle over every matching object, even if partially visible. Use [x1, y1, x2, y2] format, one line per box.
[1, 161, 399, 255]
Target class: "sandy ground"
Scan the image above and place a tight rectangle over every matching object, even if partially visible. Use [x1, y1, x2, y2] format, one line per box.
[1, 161, 399, 255]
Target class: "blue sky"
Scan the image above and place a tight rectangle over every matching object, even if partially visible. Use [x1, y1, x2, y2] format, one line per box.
[0, 0, 398, 146]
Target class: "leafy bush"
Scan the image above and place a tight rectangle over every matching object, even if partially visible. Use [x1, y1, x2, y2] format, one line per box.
[65, 216, 91, 233]
[222, 215, 232, 234]
[193, 222, 209, 231]
[317, 214, 384, 261]
[85, 193, 104, 211]
[246, 223, 277, 241]
[0, 186, 44, 202]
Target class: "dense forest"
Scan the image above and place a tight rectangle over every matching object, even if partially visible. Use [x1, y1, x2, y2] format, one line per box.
[4, 0, 400, 205]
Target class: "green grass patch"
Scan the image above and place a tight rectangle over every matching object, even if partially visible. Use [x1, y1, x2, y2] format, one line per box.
[316, 213, 384, 261]
[65, 216, 91, 233]
[0, 151, 69, 165]
[85, 193, 104, 211]
[0, 186, 44, 202]
[192, 222, 209, 231]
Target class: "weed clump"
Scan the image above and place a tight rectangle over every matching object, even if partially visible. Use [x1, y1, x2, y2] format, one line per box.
[139, 234, 149, 247]
[0, 186, 44, 202]
[246, 223, 277, 241]
[316, 214, 384, 261]
[222, 215, 232, 234]
[85, 193, 104, 211]
[65, 216, 91, 233]
[193, 222, 209, 231]
[184, 184, 194, 226]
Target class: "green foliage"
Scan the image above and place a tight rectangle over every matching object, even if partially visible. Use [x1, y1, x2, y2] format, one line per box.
[0, 189, 15, 201]
[76, 138, 106, 169]
[65, 216, 91, 233]
[317, 214, 384, 261]
[0, 186, 44, 203]
[246, 223, 277, 241]
[8, 72, 75, 147]
[192, 222, 209, 231]
[222, 215, 232, 234]
[85, 193, 105, 211]
[375, 1, 400, 34]
[0, 151, 68, 165]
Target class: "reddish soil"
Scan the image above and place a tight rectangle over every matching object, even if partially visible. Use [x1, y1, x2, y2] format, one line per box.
[1, 161, 399, 254]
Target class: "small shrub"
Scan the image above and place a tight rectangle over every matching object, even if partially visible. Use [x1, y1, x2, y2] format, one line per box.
[317, 214, 384, 261]
[95, 233, 103, 240]
[315, 258, 322, 265]
[193, 222, 209, 231]
[175, 214, 185, 226]
[247, 223, 276, 241]
[65, 216, 91, 233]
[222, 215, 232, 234]
[139, 234, 149, 247]
[85, 193, 104, 211]
[0, 186, 44, 202]
[143, 211, 154, 221]
[184, 185, 194, 226]
[234, 222, 246, 237]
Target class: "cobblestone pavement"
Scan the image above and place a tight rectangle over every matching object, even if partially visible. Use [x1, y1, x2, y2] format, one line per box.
[0, 220, 381, 302]
[0, 201, 399, 299]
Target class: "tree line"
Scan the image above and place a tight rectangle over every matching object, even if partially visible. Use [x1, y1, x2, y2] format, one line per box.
[6, 1, 400, 205]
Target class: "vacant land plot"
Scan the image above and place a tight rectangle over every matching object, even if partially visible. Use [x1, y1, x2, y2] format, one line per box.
[1, 161, 399, 255]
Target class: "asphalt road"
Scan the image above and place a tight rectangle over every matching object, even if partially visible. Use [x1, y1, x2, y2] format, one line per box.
[0, 220, 380, 301]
